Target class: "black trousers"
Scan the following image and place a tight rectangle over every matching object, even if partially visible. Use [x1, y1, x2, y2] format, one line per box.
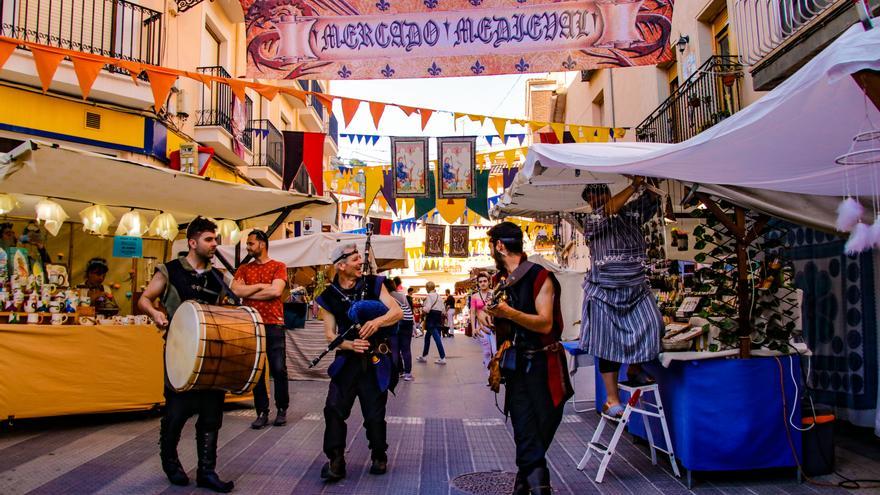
[504, 353, 565, 474]
[162, 383, 225, 444]
[394, 320, 414, 373]
[323, 353, 388, 458]
[253, 324, 290, 413]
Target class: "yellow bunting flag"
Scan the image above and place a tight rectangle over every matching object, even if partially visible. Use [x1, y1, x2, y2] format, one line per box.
[614, 128, 627, 139]
[550, 123, 565, 143]
[492, 118, 507, 144]
[362, 166, 384, 213]
[436, 198, 467, 224]
[503, 149, 519, 168]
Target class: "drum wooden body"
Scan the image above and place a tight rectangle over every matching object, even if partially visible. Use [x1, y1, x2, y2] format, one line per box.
[165, 301, 266, 394]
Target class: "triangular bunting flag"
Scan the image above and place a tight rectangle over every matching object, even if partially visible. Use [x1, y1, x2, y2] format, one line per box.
[529, 121, 546, 133]
[314, 93, 334, 112]
[228, 79, 248, 103]
[488, 174, 503, 192]
[485, 135, 495, 146]
[436, 199, 467, 224]
[341, 98, 361, 127]
[303, 132, 327, 195]
[144, 68, 178, 111]
[370, 135, 380, 145]
[615, 128, 627, 139]
[381, 169, 398, 215]
[70, 54, 104, 100]
[363, 166, 384, 213]
[30, 46, 66, 93]
[280, 87, 307, 105]
[399, 105, 418, 116]
[420, 109, 433, 130]
[468, 114, 486, 125]
[253, 83, 279, 101]
[503, 149, 518, 168]
[0, 40, 17, 72]
[346, 134, 355, 144]
[595, 127, 611, 142]
[185, 70, 213, 87]
[502, 167, 519, 189]
[492, 118, 507, 144]
[551, 123, 565, 143]
[369, 101, 385, 129]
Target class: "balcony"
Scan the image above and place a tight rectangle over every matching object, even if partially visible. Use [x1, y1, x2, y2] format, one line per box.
[244, 118, 284, 189]
[195, 66, 253, 168]
[0, 0, 161, 107]
[636, 56, 743, 144]
[735, 0, 880, 90]
[326, 112, 338, 155]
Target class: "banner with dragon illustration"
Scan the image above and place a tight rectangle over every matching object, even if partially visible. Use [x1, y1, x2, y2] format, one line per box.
[242, 0, 674, 80]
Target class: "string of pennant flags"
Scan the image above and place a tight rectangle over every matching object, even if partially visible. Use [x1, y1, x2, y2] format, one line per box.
[0, 35, 627, 142]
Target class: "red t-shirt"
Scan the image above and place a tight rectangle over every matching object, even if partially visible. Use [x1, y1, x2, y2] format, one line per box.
[234, 259, 287, 325]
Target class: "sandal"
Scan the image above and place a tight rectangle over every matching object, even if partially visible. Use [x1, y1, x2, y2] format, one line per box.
[602, 402, 626, 418]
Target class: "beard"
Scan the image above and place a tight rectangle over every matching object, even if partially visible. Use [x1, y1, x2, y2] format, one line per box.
[492, 249, 506, 274]
[194, 245, 216, 262]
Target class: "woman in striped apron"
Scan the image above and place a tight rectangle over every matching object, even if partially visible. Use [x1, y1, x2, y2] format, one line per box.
[576, 177, 663, 417]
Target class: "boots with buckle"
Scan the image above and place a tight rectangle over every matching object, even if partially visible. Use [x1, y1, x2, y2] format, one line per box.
[159, 417, 189, 486]
[525, 466, 551, 495]
[195, 430, 234, 493]
[511, 470, 529, 495]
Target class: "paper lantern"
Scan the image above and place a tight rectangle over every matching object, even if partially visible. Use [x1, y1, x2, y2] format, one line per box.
[35, 199, 68, 236]
[0, 193, 18, 214]
[149, 212, 178, 241]
[216, 219, 241, 245]
[115, 210, 149, 237]
[79, 204, 115, 235]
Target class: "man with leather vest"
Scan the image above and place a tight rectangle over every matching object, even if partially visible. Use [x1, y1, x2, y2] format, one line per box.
[314, 243, 402, 482]
[479, 222, 573, 495]
[138, 217, 235, 493]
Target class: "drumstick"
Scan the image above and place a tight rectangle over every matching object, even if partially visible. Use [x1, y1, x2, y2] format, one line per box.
[212, 251, 243, 306]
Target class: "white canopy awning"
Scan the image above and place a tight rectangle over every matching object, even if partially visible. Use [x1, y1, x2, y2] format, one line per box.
[0, 140, 337, 228]
[494, 20, 880, 231]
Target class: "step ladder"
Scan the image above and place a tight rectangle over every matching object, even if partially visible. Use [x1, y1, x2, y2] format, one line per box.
[577, 382, 680, 482]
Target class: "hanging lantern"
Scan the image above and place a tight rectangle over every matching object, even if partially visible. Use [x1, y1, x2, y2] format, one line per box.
[35, 199, 68, 236]
[116, 210, 149, 237]
[216, 219, 241, 245]
[0, 193, 19, 215]
[79, 205, 115, 235]
[149, 212, 178, 241]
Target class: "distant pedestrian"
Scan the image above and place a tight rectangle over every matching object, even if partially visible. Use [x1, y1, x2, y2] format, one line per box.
[385, 278, 415, 381]
[417, 282, 446, 364]
[443, 289, 456, 338]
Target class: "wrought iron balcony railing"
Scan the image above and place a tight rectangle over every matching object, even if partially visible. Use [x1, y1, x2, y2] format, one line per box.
[249, 119, 283, 178]
[196, 66, 253, 150]
[309, 80, 323, 122]
[636, 56, 743, 144]
[328, 113, 338, 147]
[0, 0, 162, 65]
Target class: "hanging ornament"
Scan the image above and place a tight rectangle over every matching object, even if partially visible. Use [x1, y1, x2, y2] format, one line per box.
[835, 197, 864, 233]
[116, 210, 149, 237]
[0, 193, 19, 215]
[149, 212, 179, 241]
[844, 222, 871, 255]
[79, 204, 115, 235]
[216, 219, 241, 245]
[869, 217, 880, 249]
[34, 199, 68, 236]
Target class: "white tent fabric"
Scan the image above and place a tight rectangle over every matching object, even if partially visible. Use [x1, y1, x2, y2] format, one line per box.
[495, 20, 880, 227]
[0, 140, 337, 227]
[527, 254, 585, 341]
[214, 232, 406, 269]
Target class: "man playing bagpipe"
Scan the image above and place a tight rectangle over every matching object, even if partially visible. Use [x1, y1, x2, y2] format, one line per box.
[314, 242, 403, 482]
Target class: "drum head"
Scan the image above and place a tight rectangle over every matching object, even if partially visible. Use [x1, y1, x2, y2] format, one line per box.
[165, 301, 203, 391]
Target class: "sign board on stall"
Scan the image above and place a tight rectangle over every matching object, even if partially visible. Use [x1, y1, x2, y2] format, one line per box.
[179, 143, 198, 174]
[113, 236, 143, 258]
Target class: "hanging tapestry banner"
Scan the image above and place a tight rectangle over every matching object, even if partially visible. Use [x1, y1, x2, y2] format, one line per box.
[424, 223, 446, 257]
[448, 225, 470, 258]
[242, 0, 674, 80]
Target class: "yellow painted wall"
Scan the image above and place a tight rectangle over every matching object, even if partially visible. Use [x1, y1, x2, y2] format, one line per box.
[0, 86, 144, 149]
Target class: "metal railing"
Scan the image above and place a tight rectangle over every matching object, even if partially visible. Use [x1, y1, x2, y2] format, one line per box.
[636, 56, 743, 144]
[733, 0, 847, 65]
[0, 0, 162, 65]
[196, 66, 253, 150]
[328, 113, 338, 147]
[249, 119, 283, 178]
[309, 80, 323, 122]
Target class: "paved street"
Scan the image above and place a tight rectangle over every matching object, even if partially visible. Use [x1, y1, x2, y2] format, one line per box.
[0, 333, 875, 494]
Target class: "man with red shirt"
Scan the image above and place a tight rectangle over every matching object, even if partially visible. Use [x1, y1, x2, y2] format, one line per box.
[231, 229, 289, 429]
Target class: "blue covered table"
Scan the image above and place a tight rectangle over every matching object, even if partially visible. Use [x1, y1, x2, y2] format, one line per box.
[594, 354, 803, 484]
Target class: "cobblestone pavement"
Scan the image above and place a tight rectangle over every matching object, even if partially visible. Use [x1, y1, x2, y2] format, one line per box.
[0, 333, 875, 494]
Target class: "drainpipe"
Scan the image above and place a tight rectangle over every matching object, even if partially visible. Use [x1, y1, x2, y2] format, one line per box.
[609, 70, 617, 142]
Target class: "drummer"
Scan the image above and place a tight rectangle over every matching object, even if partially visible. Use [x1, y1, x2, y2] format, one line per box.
[137, 217, 235, 493]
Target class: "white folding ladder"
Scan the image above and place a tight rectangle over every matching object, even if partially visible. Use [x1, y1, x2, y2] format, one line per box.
[577, 382, 681, 482]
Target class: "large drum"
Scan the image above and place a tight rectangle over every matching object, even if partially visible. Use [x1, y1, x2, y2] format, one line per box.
[165, 301, 266, 395]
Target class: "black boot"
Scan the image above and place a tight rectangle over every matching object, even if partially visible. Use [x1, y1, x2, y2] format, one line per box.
[369, 451, 388, 475]
[511, 471, 529, 495]
[525, 466, 551, 495]
[196, 430, 234, 493]
[159, 417, 189, 486]
[273, 409, 287, 427]
[320, 449, 346, 482]
[251, 411, 269, 429]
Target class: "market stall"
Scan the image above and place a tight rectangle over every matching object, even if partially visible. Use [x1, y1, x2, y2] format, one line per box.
[0, 139, 336, 420]
[492, 21, 880, 478]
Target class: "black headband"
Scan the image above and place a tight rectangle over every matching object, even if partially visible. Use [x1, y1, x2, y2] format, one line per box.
[332, 249, 358, 264]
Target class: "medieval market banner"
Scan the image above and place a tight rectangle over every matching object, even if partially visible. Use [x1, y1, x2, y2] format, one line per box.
[448, 225, 470, 258]
[242, 0, 674, 80]
[424, 223, 446, 257]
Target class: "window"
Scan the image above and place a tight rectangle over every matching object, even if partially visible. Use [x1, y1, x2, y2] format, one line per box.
[281, 113, 291, 131]
[201, 26, 222, 67]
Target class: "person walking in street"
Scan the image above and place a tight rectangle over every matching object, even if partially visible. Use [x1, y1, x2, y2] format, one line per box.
[231, 229, 290, 430]
[470, 271, 495, 375]
[417, 282, 446, 364]
[479, 221, 573, 495]
[443, 289, 456, 337]
[390, 277, 415, 381]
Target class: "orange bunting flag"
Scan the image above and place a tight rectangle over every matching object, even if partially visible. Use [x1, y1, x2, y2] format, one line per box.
[314, 93, 333, 111]
[369, 101, 385, 130]
[341, 98, 361, 127]
[0, 40, 16, 72]
[113, 60, 142, 84]
[280, 87, 307, 105]
[185, 70, 213, 87]
[70, 54, 104, 100]
[144, 69, 179, 112]
[398, 105, 417, 116]
[253, 83, 279, 101]
[228, 79, 248, 103]
[30, 46, 66, 93]
[420, 109, 433, 130]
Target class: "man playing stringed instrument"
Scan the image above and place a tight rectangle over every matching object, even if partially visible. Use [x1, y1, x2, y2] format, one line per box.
[480, 222, 573, 495]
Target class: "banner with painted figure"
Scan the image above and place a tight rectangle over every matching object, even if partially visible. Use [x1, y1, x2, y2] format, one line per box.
[243, 0, 674, 80]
